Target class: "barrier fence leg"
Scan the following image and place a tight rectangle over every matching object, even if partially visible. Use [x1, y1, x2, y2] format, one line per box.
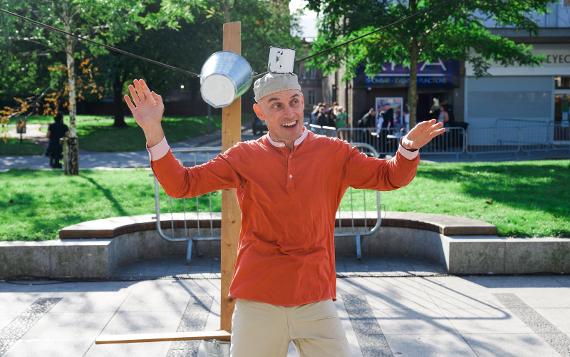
[186, 239, 193, 264]
[355, 234, 362, 260]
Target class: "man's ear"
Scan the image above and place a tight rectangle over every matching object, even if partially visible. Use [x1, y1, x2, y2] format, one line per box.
[253, 103, 266, 121]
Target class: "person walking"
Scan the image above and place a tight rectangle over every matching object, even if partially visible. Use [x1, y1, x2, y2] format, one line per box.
[45, 112, 69, 169]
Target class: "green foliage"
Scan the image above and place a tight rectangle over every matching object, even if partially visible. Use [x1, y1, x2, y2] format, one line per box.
[305, 0, 554, 78]
[0, 0, 200, 98]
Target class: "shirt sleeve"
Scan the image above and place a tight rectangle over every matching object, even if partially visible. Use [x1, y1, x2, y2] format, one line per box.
[150, 145, 243, 199]
[343, 143, 420, 191]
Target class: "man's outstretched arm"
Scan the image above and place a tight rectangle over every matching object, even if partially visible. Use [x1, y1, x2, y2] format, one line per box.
[124, 79, 241, 198]
[344, 119, 445, 190]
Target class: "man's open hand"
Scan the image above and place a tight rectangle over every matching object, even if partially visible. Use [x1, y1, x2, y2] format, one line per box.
[401, 119, 445, 150]
[124, 79, 164, 131]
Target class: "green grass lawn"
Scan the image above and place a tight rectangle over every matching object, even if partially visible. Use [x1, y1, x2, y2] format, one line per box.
[0, 138, 45, 156]
[1, 160, 569, 241]
[1, 114, 227, 154]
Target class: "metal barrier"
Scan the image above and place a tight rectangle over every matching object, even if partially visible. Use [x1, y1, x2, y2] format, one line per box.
[466, 122, 568, 153]
[153, 144, 384, 261]
[153, 147, 222, 262]
[335, 143, 382, 259]
[308, 123, 337, 137]
[337, 127, 467, 157]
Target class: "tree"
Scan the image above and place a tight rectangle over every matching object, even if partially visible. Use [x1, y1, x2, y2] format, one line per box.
[0, 0, 198, 174]
[306, 0, 555, 126]
[93, 0, 301, 124]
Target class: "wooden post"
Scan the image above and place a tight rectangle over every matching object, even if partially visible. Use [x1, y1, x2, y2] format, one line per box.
[95, 22, 242, 346]
[220, 21, 242, 333]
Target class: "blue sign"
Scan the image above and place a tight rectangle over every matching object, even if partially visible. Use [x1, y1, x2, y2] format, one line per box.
[364, 60, 460, 88]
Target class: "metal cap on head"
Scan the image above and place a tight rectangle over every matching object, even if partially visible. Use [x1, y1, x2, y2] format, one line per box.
[253, 72, 301, 102]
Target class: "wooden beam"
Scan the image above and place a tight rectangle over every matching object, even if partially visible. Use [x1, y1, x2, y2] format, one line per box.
[95, 330, 231, 345]
[220, 21, 242, 333]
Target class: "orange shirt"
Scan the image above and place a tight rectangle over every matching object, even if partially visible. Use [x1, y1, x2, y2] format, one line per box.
[150, 131, 419, 306]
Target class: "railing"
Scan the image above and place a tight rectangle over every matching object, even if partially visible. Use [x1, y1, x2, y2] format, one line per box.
[331, 127, 467, 157]
[310, 122, 570, 156]
[153, 145, 384, 261]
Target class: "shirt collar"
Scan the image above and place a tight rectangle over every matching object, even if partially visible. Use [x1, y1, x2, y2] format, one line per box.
[266, 127, 309, 148]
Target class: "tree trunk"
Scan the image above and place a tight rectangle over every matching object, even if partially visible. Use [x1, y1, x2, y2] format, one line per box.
[407, 39, 419, 128]
[407, 0, 419, 128]
[113, 74, 127, 127]
[63, 5, 79, 175]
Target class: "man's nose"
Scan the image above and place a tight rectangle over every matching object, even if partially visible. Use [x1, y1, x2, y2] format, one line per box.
[283, 104, 294, 118]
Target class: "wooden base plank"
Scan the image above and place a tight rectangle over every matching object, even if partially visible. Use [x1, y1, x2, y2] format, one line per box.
[95, 329, 231, 344]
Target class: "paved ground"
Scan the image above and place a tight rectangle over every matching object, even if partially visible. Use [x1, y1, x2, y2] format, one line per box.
[1, 257, 569, 357]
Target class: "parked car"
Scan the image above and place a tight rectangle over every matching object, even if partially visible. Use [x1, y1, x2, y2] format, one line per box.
[252, 116, 267, 135]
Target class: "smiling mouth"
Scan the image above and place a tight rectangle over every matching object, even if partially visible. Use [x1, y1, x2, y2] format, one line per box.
[281, 120, 298, 128]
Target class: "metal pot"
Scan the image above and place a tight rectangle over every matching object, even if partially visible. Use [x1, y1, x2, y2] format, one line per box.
[200, 51, 253, 108]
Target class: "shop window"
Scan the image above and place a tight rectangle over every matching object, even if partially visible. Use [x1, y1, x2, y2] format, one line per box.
[555, 76, 570, 89]
[308, 90, 315, 105]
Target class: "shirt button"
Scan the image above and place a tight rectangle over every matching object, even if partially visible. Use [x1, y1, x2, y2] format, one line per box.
[289, 174, 293, 179]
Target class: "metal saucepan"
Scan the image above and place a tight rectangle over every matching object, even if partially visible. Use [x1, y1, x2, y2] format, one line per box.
[200, 51, 253, 108]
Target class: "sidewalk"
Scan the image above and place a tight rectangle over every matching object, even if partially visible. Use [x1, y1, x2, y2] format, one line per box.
[0, 130, 232, 171]
[1, 257, 569, 357]
[1, 129, 569, 171]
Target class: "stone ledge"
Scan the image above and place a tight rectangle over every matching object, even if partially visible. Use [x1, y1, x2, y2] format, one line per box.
[2, 213, 568, 279]
[59, 211, 496, 239]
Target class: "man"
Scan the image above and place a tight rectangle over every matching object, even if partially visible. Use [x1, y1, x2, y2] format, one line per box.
[357, 106, 376, 128]
[45, 112, 69, 169]
[124, 73, 444, 357]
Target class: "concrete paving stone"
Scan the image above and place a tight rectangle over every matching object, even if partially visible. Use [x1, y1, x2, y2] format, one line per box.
[334, 295, 364, 357]
[462, 333, 561, 357]
[494, 293, 570, 356]
[19, 312, 115, 340]
[166, 294, 213, 356]
[85, 340, 172, 357]
[370, 308, 457, 335]
[466, 275, 565, 289]
[342, 294, 392, 357]
[3, 338, 94, 357]
[0, 314, 18, 330]
[441, 306, 534, 334]
[429, 291, 506, 315]
[511, 289, 570, 308]
[47, 292, 128, 313]
[357, 278, 443, 312]
[119, 283, 196, 313]
[100, 310, 183, 335]
[0, 294, 41, 315]
[383, 333, 477, 357]
[0, 280, 134, 294]
[535, 308, 570, 334]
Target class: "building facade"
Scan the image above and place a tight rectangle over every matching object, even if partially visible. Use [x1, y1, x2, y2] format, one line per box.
[464, 1, 570, 144]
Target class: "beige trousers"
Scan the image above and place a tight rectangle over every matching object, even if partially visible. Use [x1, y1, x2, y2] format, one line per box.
[230, 299, 351, 357]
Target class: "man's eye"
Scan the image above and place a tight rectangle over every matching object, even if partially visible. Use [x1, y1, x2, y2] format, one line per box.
[272, 103, 282, 109]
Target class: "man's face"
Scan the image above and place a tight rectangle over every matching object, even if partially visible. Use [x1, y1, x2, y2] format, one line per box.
[253, 89, 305, 144]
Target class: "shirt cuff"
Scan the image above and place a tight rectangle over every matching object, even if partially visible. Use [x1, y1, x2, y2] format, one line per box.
[147, 136, 170, 161]
[398, 144, 419, 160]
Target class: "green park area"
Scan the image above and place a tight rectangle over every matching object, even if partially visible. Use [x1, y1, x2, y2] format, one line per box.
[0, 114, 223, 155]
[1, 160, 568, 241]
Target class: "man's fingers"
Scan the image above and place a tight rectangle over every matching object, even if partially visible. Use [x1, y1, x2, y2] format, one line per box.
[124, 94, 136, 113]
[151, 91, 162, 105]
[134, 79, 147, 102]
[429, 128, 446, 138]
[128, 84, 141, 105]
[140, 79, 154, 100]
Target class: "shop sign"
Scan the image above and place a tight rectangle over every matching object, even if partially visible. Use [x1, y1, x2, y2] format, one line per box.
[364, 59, 460, 87]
